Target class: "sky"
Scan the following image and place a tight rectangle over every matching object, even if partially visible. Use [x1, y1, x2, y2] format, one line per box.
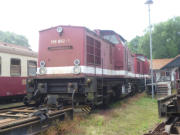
[0, 0, 180, 52]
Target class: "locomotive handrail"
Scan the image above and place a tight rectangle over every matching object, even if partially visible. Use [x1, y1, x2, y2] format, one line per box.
[72, 89, 77, 111]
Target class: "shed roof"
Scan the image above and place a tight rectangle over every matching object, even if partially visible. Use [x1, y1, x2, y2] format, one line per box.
[152, 58, 173, 70]
[161, 55, 180, 69]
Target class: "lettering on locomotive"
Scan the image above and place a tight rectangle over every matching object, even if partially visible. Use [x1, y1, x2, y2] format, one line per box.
[50, 39, 70, 45]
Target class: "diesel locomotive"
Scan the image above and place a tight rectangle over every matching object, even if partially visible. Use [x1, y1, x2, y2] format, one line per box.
[24, 26, 150, 107]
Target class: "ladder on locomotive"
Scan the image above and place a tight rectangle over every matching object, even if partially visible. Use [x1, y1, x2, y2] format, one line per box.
[96, 58, 104, 105]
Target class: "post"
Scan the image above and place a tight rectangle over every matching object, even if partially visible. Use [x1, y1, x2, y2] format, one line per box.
[148, 4, 154, 98]
[145, 0, 154, 98]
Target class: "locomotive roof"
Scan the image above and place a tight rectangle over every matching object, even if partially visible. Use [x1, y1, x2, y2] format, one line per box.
[39, 25, 122, 46]
[39, 25, 85, 32]
[99, 30, 126, 43]
[85, 28, 115, 46]
[135, 54, 147, 58]
[0, 42, 37, 58]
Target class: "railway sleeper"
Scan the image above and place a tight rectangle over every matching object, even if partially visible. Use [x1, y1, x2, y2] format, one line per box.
[0, 106, 73, 135]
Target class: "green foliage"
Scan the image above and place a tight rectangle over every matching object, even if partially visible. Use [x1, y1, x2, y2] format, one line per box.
[0, 31, 29, 47]
[128, 16, 180, 59]
[127, 36, 141, 54]
[54, 93, 162, 135]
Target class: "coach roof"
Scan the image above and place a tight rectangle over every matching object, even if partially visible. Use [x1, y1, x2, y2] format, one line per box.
[0, 42, 37, 58]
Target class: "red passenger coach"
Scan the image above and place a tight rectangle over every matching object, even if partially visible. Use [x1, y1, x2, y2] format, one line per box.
[24, 25, 150, 107]
[0, 42, 37, 100]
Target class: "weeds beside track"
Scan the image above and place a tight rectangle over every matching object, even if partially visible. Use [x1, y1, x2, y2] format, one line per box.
[46, 93, 163, 135]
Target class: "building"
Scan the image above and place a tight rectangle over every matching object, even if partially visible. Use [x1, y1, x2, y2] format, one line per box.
[150, 55, 180, 96]
[152, 58, 173, 82]
[161, 55, 180, 88]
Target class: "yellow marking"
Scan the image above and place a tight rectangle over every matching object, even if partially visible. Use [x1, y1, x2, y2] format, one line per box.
[81, 105, 91, 113]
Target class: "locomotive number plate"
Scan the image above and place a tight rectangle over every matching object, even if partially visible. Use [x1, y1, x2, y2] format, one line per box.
[50, 39, 70, 45]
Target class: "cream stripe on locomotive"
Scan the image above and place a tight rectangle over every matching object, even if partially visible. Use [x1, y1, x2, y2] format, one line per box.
[37, 66, 150, 78]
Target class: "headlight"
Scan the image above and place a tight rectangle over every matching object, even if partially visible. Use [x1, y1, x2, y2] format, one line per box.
[74, 59, 80, 66]
[57, 27, 63, 33]
[40, 61, 46, 67]
[73, 66, 81, 74]
[86, 78, 92, 84]
[39, 67, 47, 75]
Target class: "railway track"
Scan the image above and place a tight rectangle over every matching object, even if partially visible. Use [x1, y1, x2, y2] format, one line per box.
[0, 90, 137, 135]
[0, 105, 25, 113]
[0, 105, 73, 135]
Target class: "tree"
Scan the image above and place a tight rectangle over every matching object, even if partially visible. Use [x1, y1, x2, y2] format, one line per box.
[127, 36, 141, 54]
[0, 31, 30, 48]
[128, 16, 180, 59]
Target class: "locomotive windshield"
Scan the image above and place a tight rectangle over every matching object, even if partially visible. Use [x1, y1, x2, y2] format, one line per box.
[137, 56, 145, 61]
[103, 35, 120, 44]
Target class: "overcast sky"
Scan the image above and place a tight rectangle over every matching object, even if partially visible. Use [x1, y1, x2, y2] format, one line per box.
[0, 0, 180, 51]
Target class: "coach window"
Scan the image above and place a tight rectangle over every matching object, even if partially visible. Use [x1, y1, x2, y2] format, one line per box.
[28, 60, 37, 76]
[10, 58, 21, 76]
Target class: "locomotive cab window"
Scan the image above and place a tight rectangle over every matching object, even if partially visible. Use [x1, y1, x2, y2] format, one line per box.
[27, 60, 37, 76]
[10, 58, 21, 76]
[103, 35, 120, 44]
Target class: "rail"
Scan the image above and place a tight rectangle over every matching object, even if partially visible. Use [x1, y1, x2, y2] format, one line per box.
[0, 105, 25, 113]
[0, 105, 73, 135]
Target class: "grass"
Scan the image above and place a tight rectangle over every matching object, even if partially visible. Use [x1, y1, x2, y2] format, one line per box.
[45, 93, 163, 135]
